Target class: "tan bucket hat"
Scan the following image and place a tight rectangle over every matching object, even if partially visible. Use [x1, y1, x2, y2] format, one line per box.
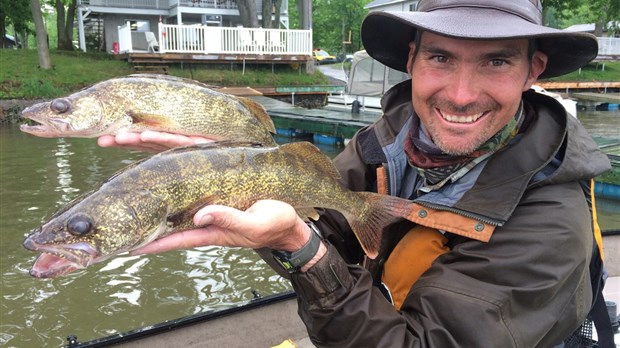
[361, 0, 599, 78]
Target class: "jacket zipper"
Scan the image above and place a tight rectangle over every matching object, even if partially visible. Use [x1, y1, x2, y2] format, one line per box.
[414, 200, 505, 227]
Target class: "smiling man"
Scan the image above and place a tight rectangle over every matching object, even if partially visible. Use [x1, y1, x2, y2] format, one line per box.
[99, 0, 613, 346]
[407, 34, 546, 155]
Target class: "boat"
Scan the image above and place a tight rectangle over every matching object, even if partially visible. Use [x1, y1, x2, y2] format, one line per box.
[327, 50, 407, 111]
[65, 291, 315, 348]
[64, 248, 619, 348]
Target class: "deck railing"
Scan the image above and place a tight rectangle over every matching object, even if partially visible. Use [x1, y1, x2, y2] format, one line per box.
[158, 25, 311, 55]
[117, 24, 312, 56]
[597, 37, 620, 56]
[81, 0, 262, 11]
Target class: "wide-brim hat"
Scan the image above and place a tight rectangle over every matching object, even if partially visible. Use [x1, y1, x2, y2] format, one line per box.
[361, 0, 599, 78]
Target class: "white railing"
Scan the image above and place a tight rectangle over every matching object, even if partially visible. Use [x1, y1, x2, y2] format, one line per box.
[81, 0, 169, 8]
[156, 24, 312, 56]
[176, 0, 238, 9]
[80, 0, 265, 11]
[597, 37, 620, 55]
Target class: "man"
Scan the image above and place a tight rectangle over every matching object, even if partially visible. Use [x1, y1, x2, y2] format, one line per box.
[99, 0, 612, 346]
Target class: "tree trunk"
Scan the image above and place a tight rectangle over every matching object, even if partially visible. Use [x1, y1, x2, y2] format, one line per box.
[594, 21, 604, 37]
[237, 0, 259, 28]
[262, 0, 272, 28]
[55, 0, 77, 50]
[30, 0, 52, 69]
[273, 0, 283, 28]
[297, 0, 311, 30]
[0, 12, 6, 48]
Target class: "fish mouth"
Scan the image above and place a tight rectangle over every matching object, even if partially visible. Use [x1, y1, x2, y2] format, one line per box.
[23, 237, 98, 278]
[20, 118, 73, 138]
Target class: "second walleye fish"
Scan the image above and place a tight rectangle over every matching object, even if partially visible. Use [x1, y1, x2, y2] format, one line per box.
[23, 141, 414, 278]
[20, 74, 277, 146]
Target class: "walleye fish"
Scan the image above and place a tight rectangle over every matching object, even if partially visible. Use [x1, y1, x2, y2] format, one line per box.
[20, 74, 276, 146]
[23, 141, 414, 278]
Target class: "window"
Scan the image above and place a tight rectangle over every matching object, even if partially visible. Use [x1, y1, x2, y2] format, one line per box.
[127, 20, 150, 32]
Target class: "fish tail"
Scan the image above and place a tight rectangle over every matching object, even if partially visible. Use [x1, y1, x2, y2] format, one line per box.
[349, 192, 413, 259]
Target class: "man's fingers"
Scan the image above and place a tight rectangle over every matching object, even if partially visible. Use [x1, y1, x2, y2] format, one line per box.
[129, 229, 217, 255]
[194, 205, 251, 231]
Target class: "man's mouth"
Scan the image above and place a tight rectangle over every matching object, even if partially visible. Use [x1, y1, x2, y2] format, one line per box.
[439, 110, 485, 123]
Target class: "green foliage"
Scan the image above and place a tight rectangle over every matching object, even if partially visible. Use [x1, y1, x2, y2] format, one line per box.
[542, 62, 620, 82]
[0, 49, 134, 98]
[20, 78, 61, 98]
[543, 0, 619, 34]
[170, 63, 328, 87]
[310, 0, 372, 55]
[0, 0, 32, 34]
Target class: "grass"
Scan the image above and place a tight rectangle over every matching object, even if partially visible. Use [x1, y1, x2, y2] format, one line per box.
[540, 61, 620, 83]
[0, 49, 329, 99]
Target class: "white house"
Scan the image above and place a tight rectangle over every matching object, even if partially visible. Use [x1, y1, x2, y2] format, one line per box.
[77, 0, 291, 53]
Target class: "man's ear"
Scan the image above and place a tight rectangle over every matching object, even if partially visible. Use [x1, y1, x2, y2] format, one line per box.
[524, 51, 548, 91]
[406, 41, 416, 76]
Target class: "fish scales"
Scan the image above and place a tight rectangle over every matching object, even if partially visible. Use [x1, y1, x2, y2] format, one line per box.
[23, 141, 415, 278]
[20, 74, 276, 146]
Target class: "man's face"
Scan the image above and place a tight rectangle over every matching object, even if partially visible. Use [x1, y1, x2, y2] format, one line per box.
[407, 32, 547, 155]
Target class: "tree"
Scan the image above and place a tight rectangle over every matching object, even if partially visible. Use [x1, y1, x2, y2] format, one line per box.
[543, 0, 619, 36]
[312, 0, 369, 54]
[30, 0, 52, 69]
[0, 0, 32, 48]
[54, 0, 77, 50]
[261, 0, 284, 29]
[236, 0, 259, 28]
[297, 0, 312, 30]
[262, 0, 272, 28]
[272, 0, 283, 28]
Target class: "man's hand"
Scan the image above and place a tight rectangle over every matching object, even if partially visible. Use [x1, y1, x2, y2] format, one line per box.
[130, 200, 312, 254]
[97, 130, 215, 152]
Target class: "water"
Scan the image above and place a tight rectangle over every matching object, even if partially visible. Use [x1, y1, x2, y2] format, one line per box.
[1, 110, 618, 347]
[0, 127, 291, 347]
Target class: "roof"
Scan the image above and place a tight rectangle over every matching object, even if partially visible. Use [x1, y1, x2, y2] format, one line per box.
[365, 0, 406, 9]
[564, 21, 619, 33]
[564, 23, 596, 32]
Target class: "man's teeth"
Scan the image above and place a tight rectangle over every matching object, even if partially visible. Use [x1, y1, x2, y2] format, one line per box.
[441, 112, 484, 123]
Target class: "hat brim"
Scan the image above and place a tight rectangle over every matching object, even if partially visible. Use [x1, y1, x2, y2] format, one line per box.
[361, 9, 599, 78]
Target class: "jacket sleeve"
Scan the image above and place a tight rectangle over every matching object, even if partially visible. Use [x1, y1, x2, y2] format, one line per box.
[290, 181, 593, 348]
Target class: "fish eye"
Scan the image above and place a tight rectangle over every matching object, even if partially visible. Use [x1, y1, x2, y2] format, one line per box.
[50, 98, 71, 114]
[67, 215, 93, 236]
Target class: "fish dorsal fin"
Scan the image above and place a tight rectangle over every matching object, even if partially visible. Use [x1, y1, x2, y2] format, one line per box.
[127, 74, 220, 89]
[158, 141, 264, 155]
[103, 156, 152, 184]
[237, 97, 276, 134]
[280, 142, 341, 180]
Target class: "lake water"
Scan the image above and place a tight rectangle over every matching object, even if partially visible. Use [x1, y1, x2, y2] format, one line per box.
[1, 110, 619, 347]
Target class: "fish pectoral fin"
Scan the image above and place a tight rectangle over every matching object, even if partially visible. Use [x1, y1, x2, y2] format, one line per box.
[295, 207, 320, 221]
[128, 111, 180, 129]
[167, 195, 218, 229]
[280, 142, 341, 179]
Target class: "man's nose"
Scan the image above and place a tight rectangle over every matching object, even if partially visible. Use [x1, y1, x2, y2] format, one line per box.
[445, 66, 480, 107]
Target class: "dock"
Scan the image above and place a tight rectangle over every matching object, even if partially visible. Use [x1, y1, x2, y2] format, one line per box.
[250, 96, 381, 141]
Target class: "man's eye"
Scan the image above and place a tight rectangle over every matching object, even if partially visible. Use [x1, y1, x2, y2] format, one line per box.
[432, 56, 449, 63]
[490, 59, 507, 67]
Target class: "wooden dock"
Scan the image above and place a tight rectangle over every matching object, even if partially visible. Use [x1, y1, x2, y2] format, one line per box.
[537, 81, 620, 93]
